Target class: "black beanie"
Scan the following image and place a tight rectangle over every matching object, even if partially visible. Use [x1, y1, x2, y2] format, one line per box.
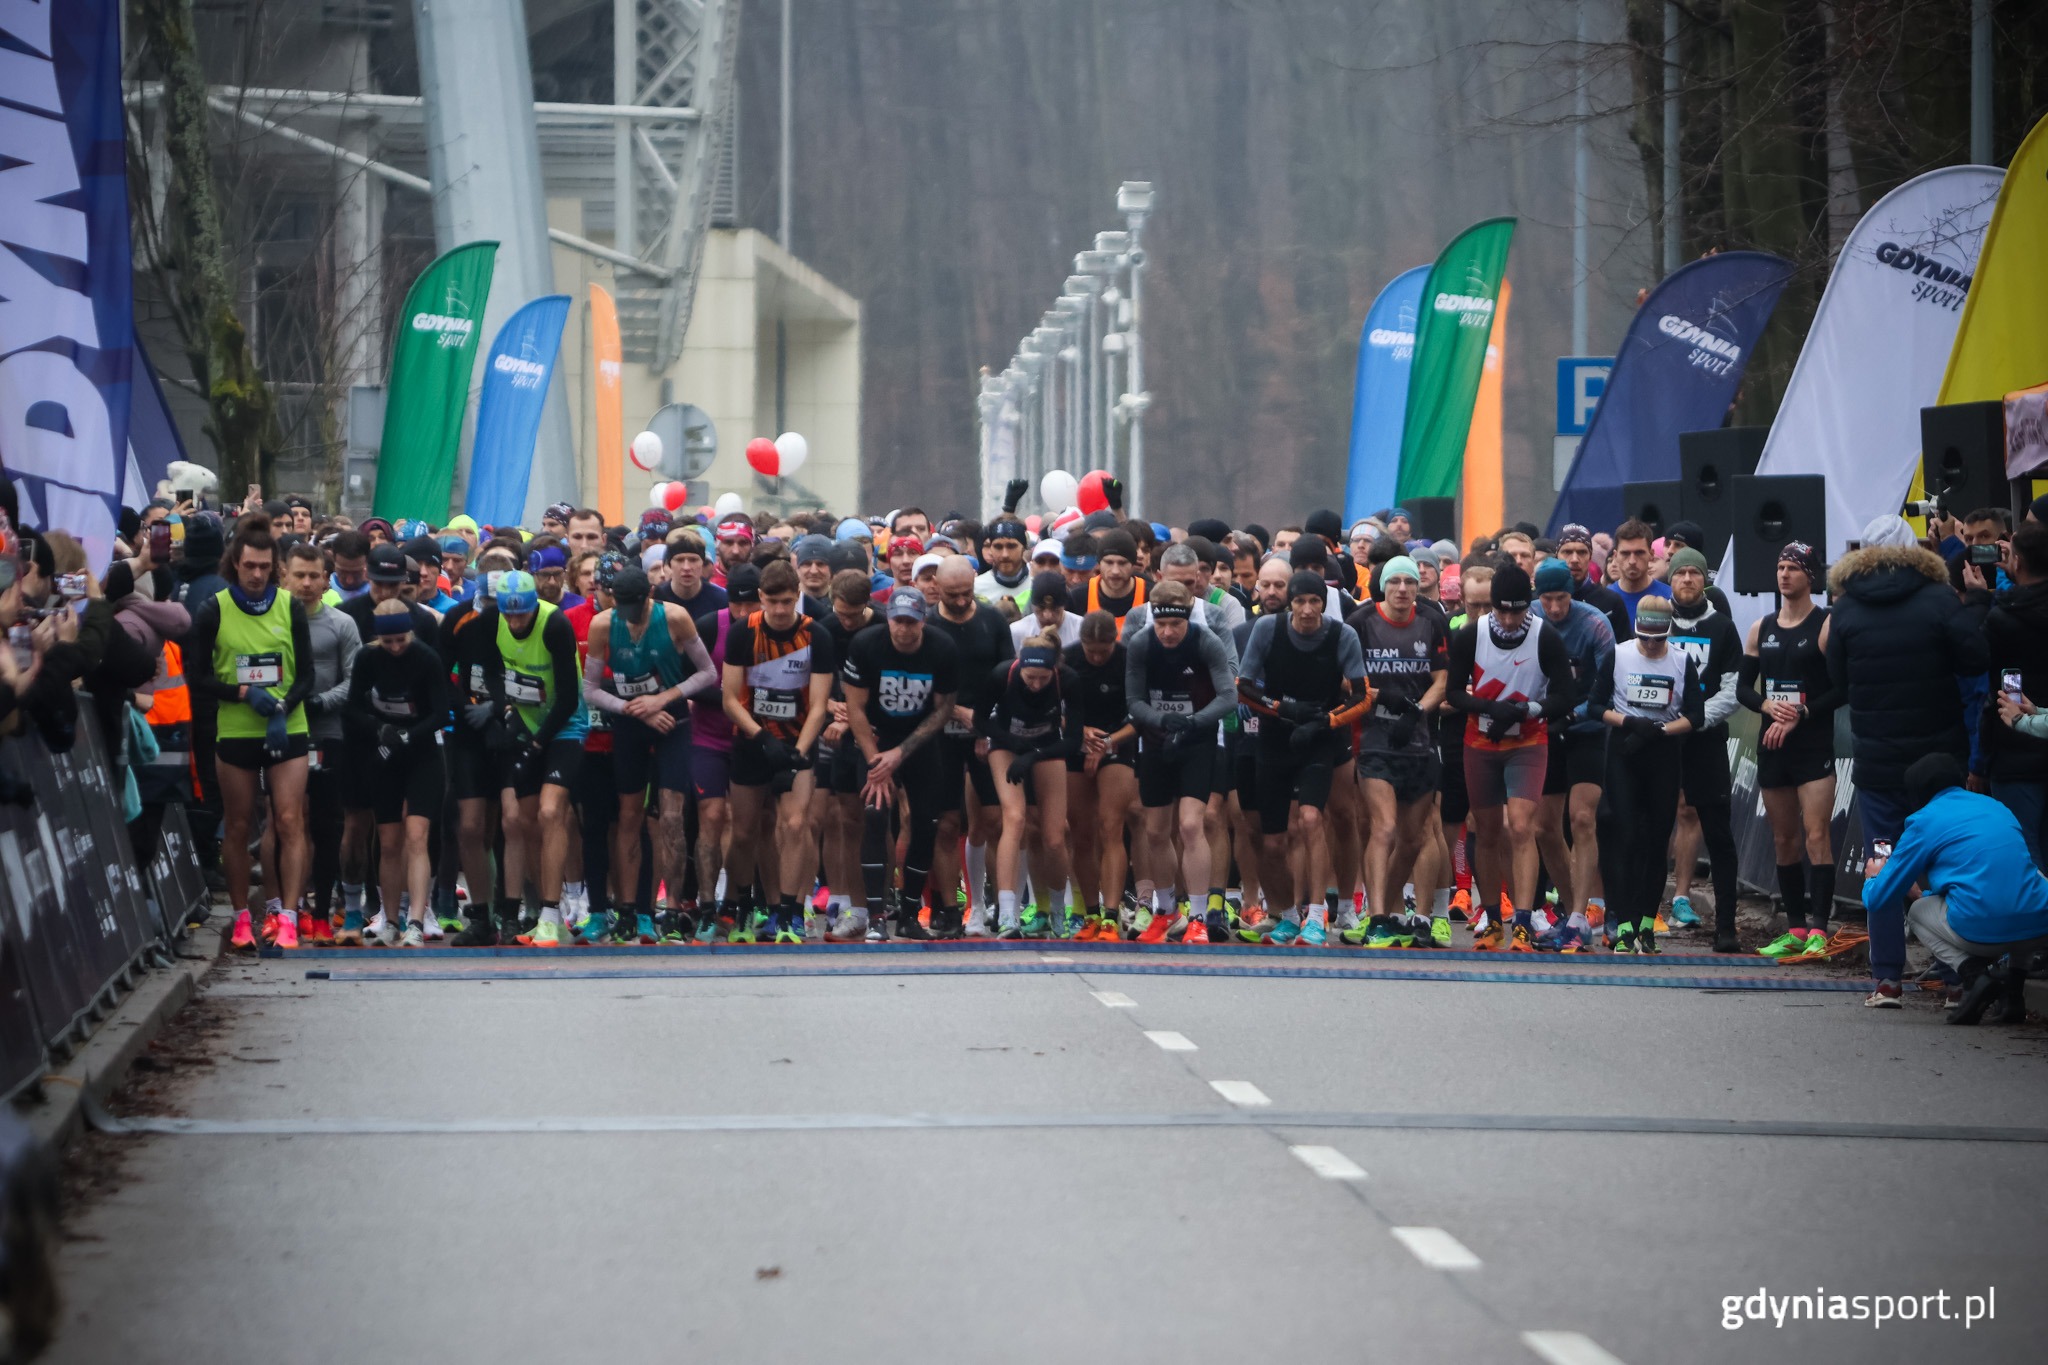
[1304, 508, 1342, 543]
[1095, 528, 1138, 563]
[1187, 518, 1232, 544]
[1285, 570, 1326, 602]
[1491, 564, 1534, 608]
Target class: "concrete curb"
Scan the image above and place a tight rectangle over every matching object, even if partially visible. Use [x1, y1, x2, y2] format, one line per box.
[14, 915, 226, 1156]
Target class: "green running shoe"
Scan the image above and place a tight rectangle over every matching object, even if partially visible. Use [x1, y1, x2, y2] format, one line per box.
[693, 913, 722, 945]
[1637, 917, 1660, 955]
[1757, 931, 1806, 958]
[1343, 916, 1392, 949]
[1611, 923, 1639, 955]
[1019, 908, 1052, 939]
[1428, 915, 1453, 949]
[1799, 930, 1830, 958]
[570, 910, 610, 944]
[728, 918, 758, 944]
[1364, 918, 1414, 950]
[772, 913, 804, 945]
[1131, 905, 1154, 936]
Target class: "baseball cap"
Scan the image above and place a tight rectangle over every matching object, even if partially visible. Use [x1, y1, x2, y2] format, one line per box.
[1634, 597, 1674, 636]
[885, 585, 929, 620]
[367, 543, 408, 584]
[1029, 571, 1068, 607]
[496, 570, 539, 614]
[793, 534, 834, 564]
[1031, 538, 1064, 562]
[1534, 558, 1573, 594]
[726, 562, 762, 602]
[609, 566, 651, 606]
[912, 553, 943, 579]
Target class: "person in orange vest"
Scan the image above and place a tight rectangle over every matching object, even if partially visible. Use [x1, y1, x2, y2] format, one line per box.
[1070, 528, 1149, 631]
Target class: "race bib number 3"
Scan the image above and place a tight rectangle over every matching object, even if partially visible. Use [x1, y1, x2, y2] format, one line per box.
[1624, 674, 1673, 709]
[235, 653, 282, 687]
[506, 671, 546, 705]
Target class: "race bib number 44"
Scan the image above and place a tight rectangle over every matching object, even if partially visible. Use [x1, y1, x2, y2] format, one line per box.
[234, 653, 282, 687]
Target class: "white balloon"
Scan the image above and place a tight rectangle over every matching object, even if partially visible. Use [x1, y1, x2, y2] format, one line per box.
[714, 491, 745, 516]
[772, 431, 809, 474]
[1040, 469, 1078, 509]
[630, 430, 663, 472]
[648, 481, 671, 509]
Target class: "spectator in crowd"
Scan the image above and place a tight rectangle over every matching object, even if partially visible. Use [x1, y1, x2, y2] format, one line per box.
[1977, 521, 2048, 871]
[1863, 753, 2048, 1020]
[1827, 514, 1991, 1005]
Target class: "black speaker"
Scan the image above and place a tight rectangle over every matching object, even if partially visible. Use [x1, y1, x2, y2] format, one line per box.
[1918, 402, 2008, 517]
[1732, 474, 1827, 595]
[1679, 426, 1767, 564]
[1404, 497, 1457, 545]
[1622, 480, 1685, 534]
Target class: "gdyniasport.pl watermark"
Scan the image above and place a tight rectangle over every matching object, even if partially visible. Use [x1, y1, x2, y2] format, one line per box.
[1722, 1286, 1996, 1331]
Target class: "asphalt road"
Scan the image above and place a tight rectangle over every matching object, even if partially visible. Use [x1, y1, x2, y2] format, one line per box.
[48, 944, 2048, 1364]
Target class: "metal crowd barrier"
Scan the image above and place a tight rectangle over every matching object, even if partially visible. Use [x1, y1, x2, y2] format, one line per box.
[0, 706, 208, 1102]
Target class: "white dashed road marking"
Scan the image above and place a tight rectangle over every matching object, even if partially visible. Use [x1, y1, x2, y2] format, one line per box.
[1090, 990, 1137, 1008]
[1209, 1080, 1271, 1107]
[1039, 954, 1073, 963]
[1145, 1030, 1196, 1052]
[1390, 1226, 1482, 1270]
[1288, 1145, 1366, 1180]
[1520, 1330, 1627, 1365]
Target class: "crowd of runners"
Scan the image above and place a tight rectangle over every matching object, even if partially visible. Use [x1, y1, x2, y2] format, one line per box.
[10, 473, 2044, 1005]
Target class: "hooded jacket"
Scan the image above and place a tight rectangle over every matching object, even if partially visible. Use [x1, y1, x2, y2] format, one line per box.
[1978, 578, 2048, 783]
[1825, 543, 1989, 790]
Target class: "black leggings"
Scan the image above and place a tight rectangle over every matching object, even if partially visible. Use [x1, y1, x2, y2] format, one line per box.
[1689, 799, 1739, 936]
[1597, 733, 1683, 923]
[896, 743, 945, 901]
[307, 751, 345, 916]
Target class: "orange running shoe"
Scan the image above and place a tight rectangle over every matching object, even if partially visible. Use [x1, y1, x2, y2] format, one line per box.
[260, 911, 281, 944]
[1181, 918, 1210, 945]
[1498, 892, 1516, 919]
[1449, 888, 1472, 921]
[230, 908, 255, 949]
[303, 912, 334, 943]
[1136, 912, 1171, 945]
[1096, 919, 1123, 942]
[1071, 916, 1101, 942]
[1470, 912, 1502, 950]
[1507, 922, 1535, 953]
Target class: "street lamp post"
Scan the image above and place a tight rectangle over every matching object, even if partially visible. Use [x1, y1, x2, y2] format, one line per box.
[1116, 182, 1153, 516]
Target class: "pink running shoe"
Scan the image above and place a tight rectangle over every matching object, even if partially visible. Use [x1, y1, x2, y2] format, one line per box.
[274, 910, 300, 949]
[230, 908, 256, 949]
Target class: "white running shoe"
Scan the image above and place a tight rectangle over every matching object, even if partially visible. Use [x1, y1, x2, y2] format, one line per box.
[963, 907, 992, 938]
[400, 921, 426, 948]
[364, 912, 399, 948]
[418, 913, 445, 940]
[1332, 905, 1362, 935]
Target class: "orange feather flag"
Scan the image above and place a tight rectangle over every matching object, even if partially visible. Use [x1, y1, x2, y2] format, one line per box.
[590, 283, 624, 522]
[1460, 280, 1510, 549]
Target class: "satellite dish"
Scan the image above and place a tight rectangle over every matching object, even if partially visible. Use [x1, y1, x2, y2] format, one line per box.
[647, 402, 717, 480]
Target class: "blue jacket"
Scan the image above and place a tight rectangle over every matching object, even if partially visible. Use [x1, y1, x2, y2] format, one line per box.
[1862, 787, 2048, 945]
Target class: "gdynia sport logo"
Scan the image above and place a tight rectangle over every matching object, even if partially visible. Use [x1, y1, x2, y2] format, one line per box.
[1658, 312, 1744, 377]
[1874, 241, 1973, 313]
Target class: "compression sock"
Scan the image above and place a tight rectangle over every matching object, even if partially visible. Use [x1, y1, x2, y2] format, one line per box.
[342, 882, 364, 918]
[1807, 863, 1835, 934]
[964, 842, 988, 912]
[1776, 862, 1809, 930]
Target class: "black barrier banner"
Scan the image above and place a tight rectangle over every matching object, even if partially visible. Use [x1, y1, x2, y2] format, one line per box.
[0, 705, 178, 1100]
[1724, 708, 1868, 911]
[147, 803, 208, 940]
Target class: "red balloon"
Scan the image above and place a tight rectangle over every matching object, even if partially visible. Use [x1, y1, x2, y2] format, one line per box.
[662, 483, 688, 511]
[745, 436, 781, 477]
[1077, 469, 1112, 514]
[1024, 514, 1042, 536]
